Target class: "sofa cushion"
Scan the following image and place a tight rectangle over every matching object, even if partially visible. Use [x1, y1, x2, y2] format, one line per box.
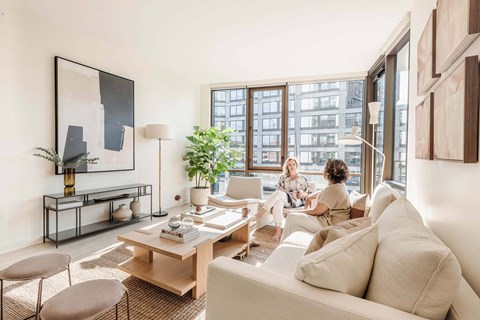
[304, 217, 371, 255]
[260, 243, 307, 276]
[349, 191, 371, 219]
[323, 218, 371, 247]
[282, 230, 315, 248]
[295, 224, 378, 298]
[365, 197, 462, 320]
[368, 183, 401, 223]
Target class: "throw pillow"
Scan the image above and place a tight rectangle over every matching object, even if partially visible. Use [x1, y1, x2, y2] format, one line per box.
[368, 183, 401, 223]
[295, 224, 378, 298]
[304, 217, 371, 255]
[365, 198, 461, 320]
[349, 190, 371, 219]
[305, 218, 371, 255]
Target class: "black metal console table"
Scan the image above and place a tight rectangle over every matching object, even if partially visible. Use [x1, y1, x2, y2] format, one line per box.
[43, 184, 152, 248]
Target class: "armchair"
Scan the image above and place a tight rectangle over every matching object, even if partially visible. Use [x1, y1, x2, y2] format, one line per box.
[208, 176, 272, 229]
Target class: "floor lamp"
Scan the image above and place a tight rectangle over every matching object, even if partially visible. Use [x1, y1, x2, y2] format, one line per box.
[146, 124, 173, 217]
[337, 125, 385, 183]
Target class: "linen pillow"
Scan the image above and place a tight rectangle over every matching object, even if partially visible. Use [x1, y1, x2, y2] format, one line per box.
[365, 198, 461, 320]
[296, 224, 378, 298]
[304, 217, 371, 254]
[349, 190, 371, 219]
[368, 183, 400, 223]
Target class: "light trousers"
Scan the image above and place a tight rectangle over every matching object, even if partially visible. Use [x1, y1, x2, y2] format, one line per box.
[262, 191, 294, 226]
[280, 212, 330, 242]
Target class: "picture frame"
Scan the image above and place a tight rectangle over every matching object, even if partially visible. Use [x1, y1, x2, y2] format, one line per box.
[55, 56, 135, 174]
[436, 0, 480, 73]
[417, 9, 440, 96]
[433, 56, 479, 163]
[415, 93, 434, 160]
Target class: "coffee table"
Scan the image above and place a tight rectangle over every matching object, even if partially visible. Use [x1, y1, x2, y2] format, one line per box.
[117, 214, 250, 299]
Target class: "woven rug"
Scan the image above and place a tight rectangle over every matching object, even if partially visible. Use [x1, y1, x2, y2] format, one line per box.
[3, 226, 279, 320]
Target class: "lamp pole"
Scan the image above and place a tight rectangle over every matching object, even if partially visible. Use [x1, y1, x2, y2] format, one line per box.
[155, 138, 168, 217]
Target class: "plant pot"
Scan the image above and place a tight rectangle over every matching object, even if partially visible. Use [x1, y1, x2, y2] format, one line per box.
[112, 204, 132, 221]
[190, 187, 210, 206]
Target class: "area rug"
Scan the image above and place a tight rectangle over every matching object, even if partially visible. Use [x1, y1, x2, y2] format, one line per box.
[2, 226, 279, 320]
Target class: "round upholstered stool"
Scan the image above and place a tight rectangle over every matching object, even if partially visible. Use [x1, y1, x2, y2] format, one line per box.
[0, 253, 71, 320]
[39, 279, 129, 320]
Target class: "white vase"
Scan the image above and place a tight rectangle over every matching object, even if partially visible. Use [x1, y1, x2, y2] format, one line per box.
[190, 187, 210, 206]
[130, 198, 141, 218]
[113, 204, 132, 221]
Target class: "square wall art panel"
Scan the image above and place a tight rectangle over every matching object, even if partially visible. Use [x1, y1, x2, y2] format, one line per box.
[433, 56, 479, 163]
[417, 9, 440, 96]
[415, 93, 434, 160]
[55, 57, 135, 174]
[436, 0, 480, 73]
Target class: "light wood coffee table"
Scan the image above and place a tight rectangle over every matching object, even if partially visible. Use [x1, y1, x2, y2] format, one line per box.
[117, 214, 250, 299]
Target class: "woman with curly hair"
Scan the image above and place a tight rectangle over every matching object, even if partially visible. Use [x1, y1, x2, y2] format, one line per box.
[280, 158, 351, 242]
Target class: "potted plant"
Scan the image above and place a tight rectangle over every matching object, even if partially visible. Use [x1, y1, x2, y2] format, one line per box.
[183, 126, 241, 205]
[33, 147, 99, 194]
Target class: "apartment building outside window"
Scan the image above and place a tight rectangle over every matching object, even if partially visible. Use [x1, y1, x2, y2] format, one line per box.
[211, 80, 364, 193]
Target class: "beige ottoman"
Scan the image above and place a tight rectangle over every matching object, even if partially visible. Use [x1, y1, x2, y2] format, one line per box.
[39, 279, 129, 320]
[0, 253, 71, 320]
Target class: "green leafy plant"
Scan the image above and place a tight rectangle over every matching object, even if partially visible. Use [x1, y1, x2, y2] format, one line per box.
[183, 126, 241, 188]
[33, 147, 99, 169]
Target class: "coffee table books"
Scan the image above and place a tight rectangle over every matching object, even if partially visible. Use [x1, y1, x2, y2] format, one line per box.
[181, 207, 225, 223]
[204, 211, 243, 230]
[160, 227, 199, 243]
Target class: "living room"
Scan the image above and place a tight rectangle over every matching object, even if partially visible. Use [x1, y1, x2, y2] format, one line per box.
[1, 0, 480, 319]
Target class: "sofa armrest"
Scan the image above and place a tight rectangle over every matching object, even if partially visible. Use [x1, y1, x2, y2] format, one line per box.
[206, 257, 429, 320]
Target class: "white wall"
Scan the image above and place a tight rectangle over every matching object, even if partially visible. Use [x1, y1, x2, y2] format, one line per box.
[408, 0, 480, 295]
[0, 2, 198, 253]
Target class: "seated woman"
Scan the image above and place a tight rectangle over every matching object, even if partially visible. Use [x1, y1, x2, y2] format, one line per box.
[280, 158, 351, 242]
[256, 157, 312, 242]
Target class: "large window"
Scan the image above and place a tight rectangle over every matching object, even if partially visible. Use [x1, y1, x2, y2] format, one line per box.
[392, 43, 409, 184]
[212, 80, 364, 193]
[367, 32, 409, 194]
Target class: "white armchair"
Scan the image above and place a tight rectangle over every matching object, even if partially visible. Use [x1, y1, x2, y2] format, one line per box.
[208, 176, 272, 229]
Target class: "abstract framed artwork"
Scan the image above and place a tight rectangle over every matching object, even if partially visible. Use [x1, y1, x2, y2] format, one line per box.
[433, 56, 479, 163]
[436, 0, 480, 73]
[417, 9, 440, 96]
[415, 93, 434, 160]
[55, 56, 135, 174]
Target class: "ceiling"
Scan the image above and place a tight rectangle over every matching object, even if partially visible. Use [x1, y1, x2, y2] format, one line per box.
[7, 0, 414, 84]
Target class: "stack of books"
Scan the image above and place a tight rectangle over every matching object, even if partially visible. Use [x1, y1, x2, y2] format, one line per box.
[160, 227, 199, 243]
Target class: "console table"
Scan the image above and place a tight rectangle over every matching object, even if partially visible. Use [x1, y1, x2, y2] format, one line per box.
[43, 184, 152, 248]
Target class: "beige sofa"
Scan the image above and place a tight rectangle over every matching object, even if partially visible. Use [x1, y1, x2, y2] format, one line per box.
[206, 183, 480, 320]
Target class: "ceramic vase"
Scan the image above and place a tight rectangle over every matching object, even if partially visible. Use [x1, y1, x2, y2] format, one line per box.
[113, 204, 132, 221]
[130, 198, 141, 218]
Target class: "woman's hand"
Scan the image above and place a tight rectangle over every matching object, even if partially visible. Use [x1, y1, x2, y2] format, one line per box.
[305, 196, 313, 208]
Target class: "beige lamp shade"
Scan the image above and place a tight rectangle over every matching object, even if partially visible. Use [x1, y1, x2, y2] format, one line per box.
[368, 102, 381, 125]
[146, 124, 173, 140]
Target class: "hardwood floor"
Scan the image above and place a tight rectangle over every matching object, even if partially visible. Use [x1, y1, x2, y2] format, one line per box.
[0, 205, 189, 272]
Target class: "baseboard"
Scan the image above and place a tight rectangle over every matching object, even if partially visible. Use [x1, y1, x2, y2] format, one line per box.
[0, 236, 43, 255]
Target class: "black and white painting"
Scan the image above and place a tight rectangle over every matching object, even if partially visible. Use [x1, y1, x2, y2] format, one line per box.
[55, 57, 135, 174]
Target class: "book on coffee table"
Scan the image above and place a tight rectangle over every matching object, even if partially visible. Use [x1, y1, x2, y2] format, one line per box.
[181, 208, 225, 223]
[204, 211, 243, 230]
